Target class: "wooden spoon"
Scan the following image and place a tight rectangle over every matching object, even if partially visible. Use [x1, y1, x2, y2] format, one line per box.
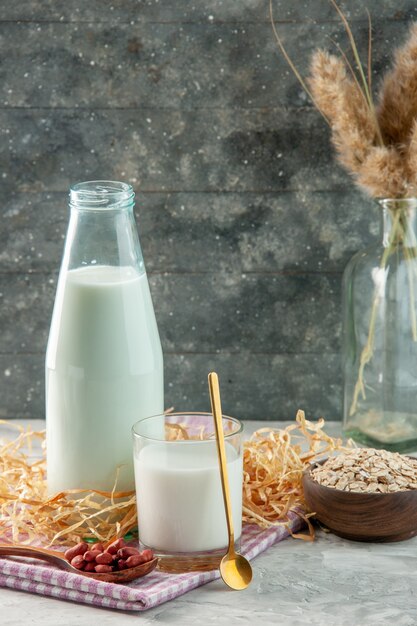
[208, 372, 253, 590]
[0, 544, 158, 583]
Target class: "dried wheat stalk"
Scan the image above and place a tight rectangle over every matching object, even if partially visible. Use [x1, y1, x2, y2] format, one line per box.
[270, 1, 417, 416]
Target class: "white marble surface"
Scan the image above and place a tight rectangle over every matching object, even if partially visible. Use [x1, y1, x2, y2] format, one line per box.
[1, 420, 417, 626]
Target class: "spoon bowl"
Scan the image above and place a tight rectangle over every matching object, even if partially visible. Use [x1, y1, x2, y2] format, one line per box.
[220, 552, 253, 591]
[0, 544, 158, 583]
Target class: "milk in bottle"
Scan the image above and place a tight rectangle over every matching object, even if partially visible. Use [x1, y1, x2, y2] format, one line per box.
[46, 182, 163, 493]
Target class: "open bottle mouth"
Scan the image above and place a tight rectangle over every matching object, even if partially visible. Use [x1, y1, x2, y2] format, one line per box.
[70, 181, 135, 211]
[378, 198, 417, 211]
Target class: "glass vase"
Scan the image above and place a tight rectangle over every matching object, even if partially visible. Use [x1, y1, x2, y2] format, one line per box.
[342, 198, 417, 452]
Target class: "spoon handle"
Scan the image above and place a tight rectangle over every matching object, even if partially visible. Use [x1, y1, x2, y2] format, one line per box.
[208, 372, 235, 551]
[0, 544, 70, 569]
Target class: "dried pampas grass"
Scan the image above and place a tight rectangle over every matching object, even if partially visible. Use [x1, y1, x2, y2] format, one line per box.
[304, 13, 417, 412]
[358, 147, 408, 199]
[308, 49, 379, 172]
[270, 2, 417, 415]
[306, 19, 417, 198]
[378, 23, 417, 148]
[271, 0, 417, 199]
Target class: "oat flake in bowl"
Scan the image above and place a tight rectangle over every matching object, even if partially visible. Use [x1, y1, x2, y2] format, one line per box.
[303, 448, 417, 542]
[311, 448, 417, 493]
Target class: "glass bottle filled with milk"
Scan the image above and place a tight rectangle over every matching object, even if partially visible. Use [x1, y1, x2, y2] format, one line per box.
[46, 181, 164, 494]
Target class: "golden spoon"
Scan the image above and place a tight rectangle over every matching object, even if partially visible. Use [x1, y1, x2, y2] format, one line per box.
[208, 371, 252, 590]
[0, 544, 158, 584]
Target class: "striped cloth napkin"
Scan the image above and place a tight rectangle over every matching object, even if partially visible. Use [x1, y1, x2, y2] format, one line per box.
[0, 518, 303, 611]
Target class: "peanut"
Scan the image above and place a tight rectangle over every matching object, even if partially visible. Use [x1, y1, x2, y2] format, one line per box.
[117, 547, 140, 559]
[70, 555, 85, 570]
[126, 554, 145, 568]
[141, 549, 154, 562]
[106, 538, 126, 555]
[95, 564, 113, 573]
[64, 542, 88, 562]
[84, 562, 97, 572]
[93, 543, 104, 552]
[95, 551, 113, 565]
[83, 549, 101, 562]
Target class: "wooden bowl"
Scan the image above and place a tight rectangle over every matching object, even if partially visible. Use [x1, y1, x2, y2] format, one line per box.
[302, 460, 417, 542]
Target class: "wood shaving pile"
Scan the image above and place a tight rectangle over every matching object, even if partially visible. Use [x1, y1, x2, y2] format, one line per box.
[0, 411, 349, 546]
[242, 410, 350, 539]
[0, 421, 136, 546]
[311, 448, 417, 493]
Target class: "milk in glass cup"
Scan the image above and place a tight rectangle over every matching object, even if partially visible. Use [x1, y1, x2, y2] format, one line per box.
[132, 412, 243, 572]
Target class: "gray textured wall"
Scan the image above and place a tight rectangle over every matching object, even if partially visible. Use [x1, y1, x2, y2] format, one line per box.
[1, 1, 415, 421]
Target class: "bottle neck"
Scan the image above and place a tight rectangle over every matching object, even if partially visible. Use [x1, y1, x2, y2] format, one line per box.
[63, 181, 144, 272]
[379, 199, 417, 248]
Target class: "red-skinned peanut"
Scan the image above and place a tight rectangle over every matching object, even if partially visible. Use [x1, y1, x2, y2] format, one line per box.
[95, 564, 113, 573]
[106, 538, 126, 554]
[64, 542, 88, 562]
[126, 554, 145, 568]
[95, 552, 114, 565]
[117, 547, 140, 559]
[84, 562, 97, 572]
[70, 555, 85, 570]
[93, 543, 104, 552]
[83, 550, 101, 562]
[141, 549, 154, 562]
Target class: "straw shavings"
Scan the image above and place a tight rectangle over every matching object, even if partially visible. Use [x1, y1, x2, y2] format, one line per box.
[242, 410, 351, 540]
[0, 412, 349, 546]
[0, 421, 136, 547]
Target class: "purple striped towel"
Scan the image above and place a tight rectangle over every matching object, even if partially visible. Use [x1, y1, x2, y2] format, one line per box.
[0, 518, 303, 611]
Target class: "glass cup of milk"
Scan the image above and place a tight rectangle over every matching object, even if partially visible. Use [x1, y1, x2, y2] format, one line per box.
[132, 412, 243, 572]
